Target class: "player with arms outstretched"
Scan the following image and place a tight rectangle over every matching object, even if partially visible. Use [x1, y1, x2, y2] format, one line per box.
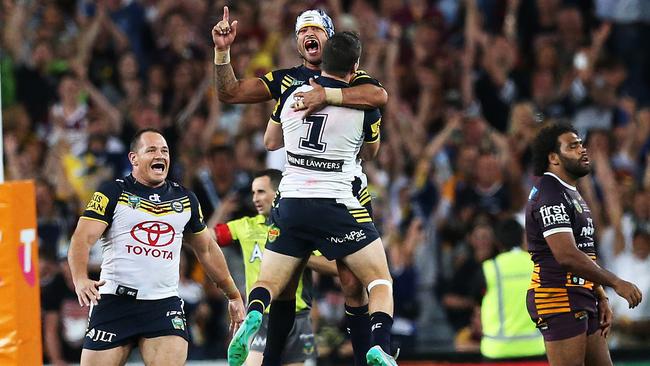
[212, 6, 380, 365]
[526, 123, 643, 366]
[228, 32, 396, 366]
[68, 129, 245, 366]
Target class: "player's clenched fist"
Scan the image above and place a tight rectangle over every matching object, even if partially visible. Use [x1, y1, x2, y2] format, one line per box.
[212, 6, 239, 51]
[613, 279, 643, 309]
[73, 277, 106, 307]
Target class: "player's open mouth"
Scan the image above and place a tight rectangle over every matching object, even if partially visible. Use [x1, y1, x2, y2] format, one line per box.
[151, 162, 166, 173]
[581, 156, 589, 164]
[304, 39, 319, 56]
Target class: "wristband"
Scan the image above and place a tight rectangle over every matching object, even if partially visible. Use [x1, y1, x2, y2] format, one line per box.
[324, 87, 343, 105]
[214, 48, 231, 65]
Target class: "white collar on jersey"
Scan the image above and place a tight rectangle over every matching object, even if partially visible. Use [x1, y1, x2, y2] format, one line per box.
[544, 172, 577, 191]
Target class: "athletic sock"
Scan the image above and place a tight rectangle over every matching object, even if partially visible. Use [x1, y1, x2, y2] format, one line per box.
[261, 299, 296, 366]
[369, 311, 393, 354]
[345, 304, 371, 366]
[247, 287, 271, 314]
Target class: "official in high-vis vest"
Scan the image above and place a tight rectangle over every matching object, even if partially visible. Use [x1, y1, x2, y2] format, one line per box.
[479, 219, 545, 359]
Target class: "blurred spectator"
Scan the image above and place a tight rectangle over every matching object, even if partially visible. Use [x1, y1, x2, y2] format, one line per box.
[439, 219, 496, 332]
[608, 230, 650, 348]
[36, 178, 76, 259]
[191, 144, 252, 220]
[41, 255, 89, 365]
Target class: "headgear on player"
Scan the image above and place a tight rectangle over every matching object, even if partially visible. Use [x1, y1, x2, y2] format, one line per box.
[295, 9, 335, 39]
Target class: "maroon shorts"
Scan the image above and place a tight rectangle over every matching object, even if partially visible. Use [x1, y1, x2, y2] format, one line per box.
[526, 289, 600, 342]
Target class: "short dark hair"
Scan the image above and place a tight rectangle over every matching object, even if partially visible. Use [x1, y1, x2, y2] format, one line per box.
[531, 123, 578, 176]
[322, 31, 362, 78]
[254, 169, 283, 191]
[495, 218, 523, 251]
[130, 128, 163, 152]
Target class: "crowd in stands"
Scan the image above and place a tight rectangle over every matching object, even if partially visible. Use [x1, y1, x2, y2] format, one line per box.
[1, 0, 650, 363]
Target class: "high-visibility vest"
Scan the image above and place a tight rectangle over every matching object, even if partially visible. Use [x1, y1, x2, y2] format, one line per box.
[480, 248, 545, 359]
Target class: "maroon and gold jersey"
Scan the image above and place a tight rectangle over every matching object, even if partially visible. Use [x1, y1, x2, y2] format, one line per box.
[525, 173, 597, 316]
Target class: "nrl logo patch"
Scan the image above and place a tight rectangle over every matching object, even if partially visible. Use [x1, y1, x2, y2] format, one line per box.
[267, 226, 280, 242]
[171, 316, 185, 330]
[128, 195, 141, 209]
[573, 199, 582, 213]
[171, 200, 184, 213]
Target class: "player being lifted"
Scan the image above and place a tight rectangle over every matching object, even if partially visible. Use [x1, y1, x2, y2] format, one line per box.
[228, 31, 396, 366]
[526, 123, 643, 366]
[68, 129, 245, 366]
[212, 6, 382, 365]
[212, 169, 338, 366]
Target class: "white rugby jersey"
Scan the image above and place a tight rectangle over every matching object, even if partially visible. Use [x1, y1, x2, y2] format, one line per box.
[271, 76, 381, 199]
[81, 175, 206, 300]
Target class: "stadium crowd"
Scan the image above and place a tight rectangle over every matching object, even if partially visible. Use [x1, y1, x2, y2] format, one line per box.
[1, 0, 650, 363]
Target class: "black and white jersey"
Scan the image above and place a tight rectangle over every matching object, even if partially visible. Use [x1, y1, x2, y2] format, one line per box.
[270, 76, 381, 199]
[81, 175, 206, 300]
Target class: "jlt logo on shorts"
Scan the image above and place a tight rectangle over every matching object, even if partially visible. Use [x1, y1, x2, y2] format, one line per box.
[86, 328, 117, 343]
[539, 204, 570, 227]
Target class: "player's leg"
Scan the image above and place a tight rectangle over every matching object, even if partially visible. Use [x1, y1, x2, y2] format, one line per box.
[341, 238, 394, 351]
[262, 261, 307, 366]
[246, 314, 268, 366]
[544, 333, 587, 366]
[339, 260, 371, 366]
[312, 198, 394, 365]
[274, 311, 316, 366]
[81, 295, 141, 366]
[533, 310, 592, 366]
[246, 351, 264, 366]
[80, 345, 132, 366]
[348, 177, 374, 365]
[584, 314, 613, 366]
[139, 335, 188, 366]
[229, 250, 306, 366]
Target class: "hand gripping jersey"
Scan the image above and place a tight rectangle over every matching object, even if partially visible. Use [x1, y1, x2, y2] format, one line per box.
[261, 66, 382, 184]
[270, 76, 381, 199]
[525, 173, 597, 316]
[81, 175, 207, 300]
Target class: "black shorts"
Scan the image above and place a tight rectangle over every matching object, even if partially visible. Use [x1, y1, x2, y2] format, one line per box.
[352, 176, 373, 218]
[250, 311, 316, 362]
[266, 197, 380, 260]
[83, 295, 189, 350]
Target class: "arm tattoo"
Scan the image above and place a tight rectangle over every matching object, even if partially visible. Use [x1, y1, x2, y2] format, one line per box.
[214, 63, 238, 97]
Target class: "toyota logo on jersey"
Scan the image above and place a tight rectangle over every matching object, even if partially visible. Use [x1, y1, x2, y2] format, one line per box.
[130, 221, 175, 247]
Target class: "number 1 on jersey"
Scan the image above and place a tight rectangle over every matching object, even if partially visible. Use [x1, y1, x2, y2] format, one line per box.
[300, 115, 328, 152]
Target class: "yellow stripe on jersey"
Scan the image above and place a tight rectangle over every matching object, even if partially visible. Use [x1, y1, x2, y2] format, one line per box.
[282, 76, 293, 88]
[117, 195, 190, 211]
[538, 308, 571, 315]
[116, 201, 191, 216]
[535, 296, 569, 304]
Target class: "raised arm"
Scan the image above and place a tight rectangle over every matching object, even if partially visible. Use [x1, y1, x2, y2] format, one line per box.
[212, 6, 272, 104]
